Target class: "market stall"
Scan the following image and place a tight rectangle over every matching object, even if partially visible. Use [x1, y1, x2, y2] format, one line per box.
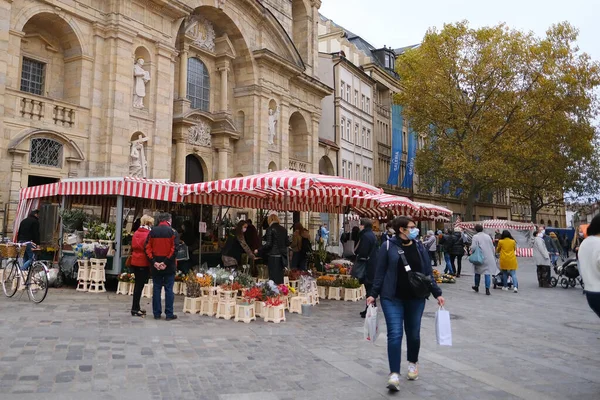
[456, 219, 535, 256]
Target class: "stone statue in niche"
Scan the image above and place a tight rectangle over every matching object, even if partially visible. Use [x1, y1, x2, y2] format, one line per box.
[133, 58, 150, 109]
[129, 135, 148, 178]
[186, 16, 215, 52]
[188, 120, 212, 147]
[267, 105, 280, 145]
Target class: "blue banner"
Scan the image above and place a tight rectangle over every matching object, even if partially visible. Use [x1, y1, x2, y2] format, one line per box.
[387, 105, 403, 185]
[401, 127, 417, 189]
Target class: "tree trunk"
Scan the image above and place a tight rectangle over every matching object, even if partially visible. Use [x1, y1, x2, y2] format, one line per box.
[464, 188, 478, 221]
[530, 199, 540, 224]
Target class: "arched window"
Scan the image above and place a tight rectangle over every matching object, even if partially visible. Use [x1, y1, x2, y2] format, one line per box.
[30, 138, 63, 168]
[555, 220, 559, 228]
[540, 219, 545, 226]
[187, 58, 210, 111]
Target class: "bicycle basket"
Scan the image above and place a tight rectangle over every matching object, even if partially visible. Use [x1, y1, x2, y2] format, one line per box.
[0, 244, 24, 258]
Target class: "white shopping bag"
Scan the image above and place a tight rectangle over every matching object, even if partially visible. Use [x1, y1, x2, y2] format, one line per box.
[364, 305, 380, 344]
[435, 306, 452, 346]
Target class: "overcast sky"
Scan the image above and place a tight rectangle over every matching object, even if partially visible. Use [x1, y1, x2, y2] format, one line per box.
[320, 0, 599, 60]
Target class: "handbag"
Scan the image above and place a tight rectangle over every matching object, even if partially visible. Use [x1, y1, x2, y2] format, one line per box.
[221, 255, 238, 267]
[397, 248, 433, 299]
[468, 244, 484, 265]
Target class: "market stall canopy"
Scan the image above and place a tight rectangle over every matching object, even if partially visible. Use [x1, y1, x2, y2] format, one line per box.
[352, 194, 421, 218]
[179, 170, 383, 213]
[456, 219, 535, 257]
[414, 202, 453, 221]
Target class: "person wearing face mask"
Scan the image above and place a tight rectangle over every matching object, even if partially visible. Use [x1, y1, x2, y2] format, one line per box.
[221, 220, 257, 268]
[533, 226, 551, 288]
[367, 217, 444, 391]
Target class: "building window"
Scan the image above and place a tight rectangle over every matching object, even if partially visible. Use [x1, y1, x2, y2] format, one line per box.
[21, 57, 45, 96]
[361, 94, 365, 110]
[354, 124, 359, 145]
[346, 120, 351, 142]
[30, 138, 63, 168]
[340, 81, 345, 98]
[356, 165, 360, 181]
[354, 90, 358, 106]
[342, 160, 347, 178]
[187, 58, 210, 111]
[363, 166, 367, 182]
[340, 117, 345, 140]
[348, 162, 353, 179]
[366, 97, 370, 113]
[368, 167, 372, 184]
[362, 127, 366, 147]
[346, 85, 351, 102]
[555, 219, 559, 228]
[366, 129, 371, 150]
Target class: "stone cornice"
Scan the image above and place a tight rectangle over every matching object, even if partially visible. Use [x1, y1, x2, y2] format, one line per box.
[253, 49, 303, 77]
[292, 73, 333, 98]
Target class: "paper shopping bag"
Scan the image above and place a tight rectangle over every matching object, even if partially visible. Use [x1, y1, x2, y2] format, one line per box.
[363, 305, 380, 344]
[435, 307, 452, 346]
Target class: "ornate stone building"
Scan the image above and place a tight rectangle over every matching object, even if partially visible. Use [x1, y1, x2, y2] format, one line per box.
[0, 0, 331, 232]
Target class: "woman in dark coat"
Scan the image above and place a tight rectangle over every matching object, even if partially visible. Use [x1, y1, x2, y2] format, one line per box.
[221, 220, 256, 268]
[262, 214, 290, 284]
[353, 218, 378, 318]
[449, 227, 465, 277]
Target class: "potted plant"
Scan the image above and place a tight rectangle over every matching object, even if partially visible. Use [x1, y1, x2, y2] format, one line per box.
[117, 272, 131, 295]
[183, 274, 202, 314]
[342, 277, 362, 302]
[60, 208, 88, 232]
[263, 296, 286, 323]
[328, 278, 343, 300]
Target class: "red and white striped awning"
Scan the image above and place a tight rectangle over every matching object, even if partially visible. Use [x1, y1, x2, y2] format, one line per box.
[60, 177, 183, 202]
[179, 170, 383, 213]
[353, 194, 421, 218]
[414, 202, 453, 220]
[456, 219, 536, 231]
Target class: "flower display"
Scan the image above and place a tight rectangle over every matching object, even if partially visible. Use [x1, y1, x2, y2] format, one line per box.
[175, 271, 185, 282]
[234, 273, 254, 288]
[277, 284, 289, 296]
[220, 282, 244, 291]
[74, 243, 95, 260]
[287, 285, 296, 294]
[118, 272, 135, 283]
[288, 269, 302, 281]
[317, 275, 336, 287]
[264, 297, 283, 307]
[243, 286, 264, 303]
[341, 277, 361, 289]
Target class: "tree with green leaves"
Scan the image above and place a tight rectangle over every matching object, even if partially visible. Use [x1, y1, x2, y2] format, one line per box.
[395, 21, 600, 220]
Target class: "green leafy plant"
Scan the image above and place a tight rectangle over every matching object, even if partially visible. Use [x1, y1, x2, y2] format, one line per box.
[60, 209, 88, 232]
[342, 277, 361, 289]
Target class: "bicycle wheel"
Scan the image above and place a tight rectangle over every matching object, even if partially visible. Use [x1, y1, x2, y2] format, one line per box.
[2, 260, 20, 297]
[27, 263, 48, 303]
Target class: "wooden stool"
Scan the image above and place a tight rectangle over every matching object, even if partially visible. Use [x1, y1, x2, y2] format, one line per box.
[183, 297, 202, 314]
[328, 286, 342, 300]
[288, 280, 299, 291]
[116, 281, 130, 295]
[76, 260, 90, 292]
[199, 296, 218, 316]
[283, 277, 289, 285]
[201, 287, 219, 297]
[290, 296, 309, 314]
[88, 258, 106, 293]
[280, 295, 290, 310]
[344, 288, 361, 302]
[317, 286, 327, 299]
[216, 290, 237, 320]
[234, 303, 256, 323]
[264, 304, 286, 323]
[254, 301, 265, 318]
[142, 283, 153, 299]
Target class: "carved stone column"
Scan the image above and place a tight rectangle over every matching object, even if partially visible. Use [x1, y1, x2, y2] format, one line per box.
[179, 49, 188, 99]
[175, 140, 186, 183]
[217, 148, 228, 180]
[217, 61, 230, 112]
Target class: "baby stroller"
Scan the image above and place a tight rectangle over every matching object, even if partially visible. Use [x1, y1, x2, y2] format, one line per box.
[550, 258, 584, 289]
[492, 272, 513, 289]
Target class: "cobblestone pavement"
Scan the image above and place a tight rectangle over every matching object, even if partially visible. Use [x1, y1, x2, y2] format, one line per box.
[0, 257, 599, 400]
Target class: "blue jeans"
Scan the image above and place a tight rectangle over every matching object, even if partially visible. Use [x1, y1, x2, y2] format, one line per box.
[21, 243, 34, 271]
[502, 270, 518, 289]
[443, 253, 453, 274]
[152, 274, 175, 318]
[550, 253, 559, 266]
[474, 273, 491, 289]
[381, 297, 426, 374]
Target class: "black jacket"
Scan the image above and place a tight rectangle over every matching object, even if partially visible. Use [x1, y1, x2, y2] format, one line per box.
[263, 223, 289, 257]
[355, 227, 378, 283]
[17, 212, 40, 244]
[448, 232, 465, 256]
[145, 222, 179, 276]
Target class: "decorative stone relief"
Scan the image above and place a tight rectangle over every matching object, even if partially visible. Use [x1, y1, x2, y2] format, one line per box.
[188, 120, 212, 147]
[129, 135, 148, 178]
[186, 16, 216, 52]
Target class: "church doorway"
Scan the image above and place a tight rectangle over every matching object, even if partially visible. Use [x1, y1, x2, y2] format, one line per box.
[185, 155, 205, 184]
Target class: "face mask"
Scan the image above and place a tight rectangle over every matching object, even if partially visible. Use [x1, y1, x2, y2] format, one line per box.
[579, 232, 584, 237]
[242, 228, 247, 233]
[538, 233, 544, 238]
[541, 229, 545, 235]
[407, 227, 419, 240]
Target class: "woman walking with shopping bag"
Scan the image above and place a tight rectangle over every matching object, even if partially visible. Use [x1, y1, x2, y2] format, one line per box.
[470, 224, 496, 296]
[367, 217, 445, 392]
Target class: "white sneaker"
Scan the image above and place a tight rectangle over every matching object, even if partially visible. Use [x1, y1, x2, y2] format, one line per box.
[407, 363, 419, 381]
[387, 373, 400, 391]
[514, 288, 518, 293]
[502, 287, 509, 291]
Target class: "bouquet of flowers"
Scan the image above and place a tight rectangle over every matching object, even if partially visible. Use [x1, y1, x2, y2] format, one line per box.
[277, 284, 289, 296]
[324, 264, 340, 274]
[287, 285, 296, 295]
[243, 286, 264, 303]
[288, 269, 302, 281]
[234, 273, 254, 288]
[206, 267, 234, 285]
[94, 244, 109, 259]
[259, 280, 280, 298]
[220, 282, 244, 292]
[317, 275, 335, 287]
[118, 272, 135, 283]
[74, 243, 95, 260]
[175, 271, 185, 282]
[264, 296, 284, 307]
[197, 274, 213, 287]
[186, 275, 202, 298]
[299, 275, 316, 292]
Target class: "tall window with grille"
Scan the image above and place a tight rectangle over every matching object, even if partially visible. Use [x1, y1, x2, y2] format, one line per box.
[21, 58, 45, 96]
[30, 138, 63, 168]
[187, 58, 210, 111]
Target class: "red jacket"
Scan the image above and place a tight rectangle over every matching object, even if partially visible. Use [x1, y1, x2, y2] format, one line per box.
[130, 226, 150, 267]
[145, 221, 179, 275]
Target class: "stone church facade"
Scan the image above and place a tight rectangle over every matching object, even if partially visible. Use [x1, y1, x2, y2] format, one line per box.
[0, 0, 331, 231]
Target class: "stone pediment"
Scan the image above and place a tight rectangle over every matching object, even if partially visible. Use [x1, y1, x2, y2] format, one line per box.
[214, 34, 236, 60]
[173, 111, 239, 142]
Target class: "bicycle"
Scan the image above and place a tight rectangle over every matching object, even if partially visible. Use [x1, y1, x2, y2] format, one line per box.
[1, 242, 49, 303]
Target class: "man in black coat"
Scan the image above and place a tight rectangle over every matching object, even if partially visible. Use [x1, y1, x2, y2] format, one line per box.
[353, 218, 378, 318]
[262, 214, 290, 284]
[17, 210, 40, 270]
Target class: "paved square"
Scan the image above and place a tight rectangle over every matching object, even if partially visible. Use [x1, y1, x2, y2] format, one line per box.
[1, 257, 599, 399]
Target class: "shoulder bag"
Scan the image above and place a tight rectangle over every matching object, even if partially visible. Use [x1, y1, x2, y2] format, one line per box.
[468, 243, 484, 265]
[388, 240, 432, 299]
